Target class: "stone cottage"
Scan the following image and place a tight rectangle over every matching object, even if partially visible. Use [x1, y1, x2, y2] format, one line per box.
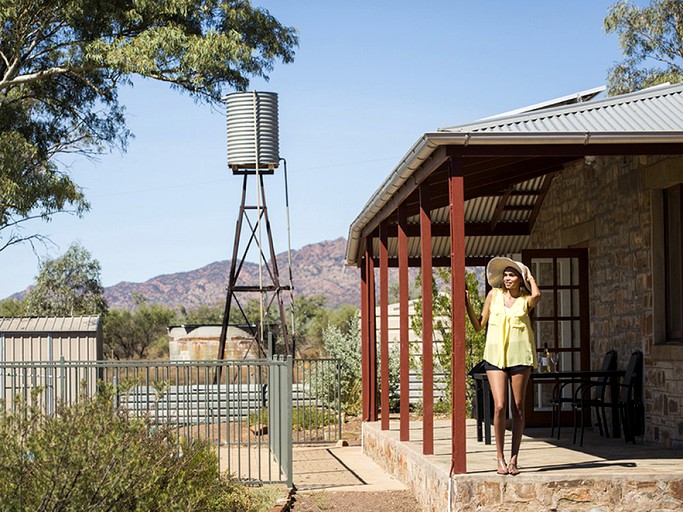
[345, 82, 683, 474]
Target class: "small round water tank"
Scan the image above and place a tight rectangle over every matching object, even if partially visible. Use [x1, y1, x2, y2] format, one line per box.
[225, 91, 279, 169]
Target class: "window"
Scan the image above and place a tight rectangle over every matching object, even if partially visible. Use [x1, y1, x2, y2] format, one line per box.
[664, 184, 683, 341]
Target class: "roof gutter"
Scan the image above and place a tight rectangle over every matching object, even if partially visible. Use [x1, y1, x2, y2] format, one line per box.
[345, 131, 683, 266]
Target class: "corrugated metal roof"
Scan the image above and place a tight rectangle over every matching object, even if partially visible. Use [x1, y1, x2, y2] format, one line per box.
[346, 83, 683, 266]
[441, 83, 683, 134]
[0, 316, 101, 333]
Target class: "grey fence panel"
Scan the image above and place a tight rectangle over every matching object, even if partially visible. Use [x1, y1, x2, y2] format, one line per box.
[0, 359, 293, 486]
[269, 355, 293, 486]
[292, 358, 342, 444]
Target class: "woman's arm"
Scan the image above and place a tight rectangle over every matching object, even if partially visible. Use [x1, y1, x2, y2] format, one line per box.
[526, 273, 542, 310]
[466, 289, 493, 333]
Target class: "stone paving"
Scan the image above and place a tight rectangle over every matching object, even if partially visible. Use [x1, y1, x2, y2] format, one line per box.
[292, 444, 407, 492]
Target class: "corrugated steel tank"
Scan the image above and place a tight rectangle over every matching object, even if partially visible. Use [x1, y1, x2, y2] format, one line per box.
[225, 91, 279, 169]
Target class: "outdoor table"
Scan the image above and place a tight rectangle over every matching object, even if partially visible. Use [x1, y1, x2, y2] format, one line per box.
[472, 369, 625, 444]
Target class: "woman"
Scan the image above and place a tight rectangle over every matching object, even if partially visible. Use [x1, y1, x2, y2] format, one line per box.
[466, 257, 541, 475]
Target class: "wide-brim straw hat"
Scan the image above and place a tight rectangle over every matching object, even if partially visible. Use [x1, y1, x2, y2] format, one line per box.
[486, 257, 532, 289]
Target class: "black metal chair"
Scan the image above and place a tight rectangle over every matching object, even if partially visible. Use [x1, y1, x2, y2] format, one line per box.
[569, 349, 619, 444]
[617, 350, 644, 444]
[573, 350, 643, 446]
[549, 349, 617, 440]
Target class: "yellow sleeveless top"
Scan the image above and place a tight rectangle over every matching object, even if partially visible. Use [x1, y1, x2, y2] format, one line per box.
[483, 288, 537, 369]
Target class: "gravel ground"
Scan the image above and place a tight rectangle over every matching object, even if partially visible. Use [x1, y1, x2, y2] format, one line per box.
[289, 490, 421, 512]
[286, 416, 422, 511]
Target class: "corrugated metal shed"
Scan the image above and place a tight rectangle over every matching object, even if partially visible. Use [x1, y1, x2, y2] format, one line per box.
[0, 316, 102, 362]
[0, 316, 100, 333]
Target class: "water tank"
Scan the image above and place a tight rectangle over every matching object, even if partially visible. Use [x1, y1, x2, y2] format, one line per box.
[225, 91, 279, 170]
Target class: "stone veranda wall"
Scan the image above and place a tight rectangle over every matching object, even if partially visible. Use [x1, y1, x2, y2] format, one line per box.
[530, 154, 683, 448]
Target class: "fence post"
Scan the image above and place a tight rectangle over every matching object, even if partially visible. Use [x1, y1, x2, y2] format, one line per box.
[337, 359, 343, 440]
[59, 356, 66, 406]
[282, 355, 293, 487]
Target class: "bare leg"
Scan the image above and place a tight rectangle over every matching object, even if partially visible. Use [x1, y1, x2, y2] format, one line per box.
[508, 367, 531, 474]
[486, 369, 509, 473]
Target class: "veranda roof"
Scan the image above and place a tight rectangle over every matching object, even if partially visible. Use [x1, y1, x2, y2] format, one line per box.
[345, 83, 683, 266]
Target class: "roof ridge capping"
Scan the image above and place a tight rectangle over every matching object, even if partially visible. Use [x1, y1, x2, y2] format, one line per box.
[439, 82, 683, 133]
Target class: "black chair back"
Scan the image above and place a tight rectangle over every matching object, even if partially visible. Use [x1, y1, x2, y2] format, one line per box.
[595, 349, 618, 401]
[619, 350, 644, 439]
[620, 350, 643, 403]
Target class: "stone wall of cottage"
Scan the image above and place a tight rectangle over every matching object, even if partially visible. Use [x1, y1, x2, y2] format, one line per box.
[529, 154, 683, 448]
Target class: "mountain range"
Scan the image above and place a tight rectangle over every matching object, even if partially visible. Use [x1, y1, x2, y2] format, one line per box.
[104, 237, 361, 310]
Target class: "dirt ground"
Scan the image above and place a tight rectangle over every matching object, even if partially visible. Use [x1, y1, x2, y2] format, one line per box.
[288, 490, 422, 512]
[286, 415, 423, 512]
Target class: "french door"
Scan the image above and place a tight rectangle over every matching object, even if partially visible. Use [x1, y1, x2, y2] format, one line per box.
[522, 249, 590, 427]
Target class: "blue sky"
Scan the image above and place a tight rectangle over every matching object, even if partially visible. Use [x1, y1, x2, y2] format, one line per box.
[0, 1, 627, 299]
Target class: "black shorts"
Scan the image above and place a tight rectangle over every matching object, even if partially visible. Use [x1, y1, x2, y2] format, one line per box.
[483, 361, 532, 375]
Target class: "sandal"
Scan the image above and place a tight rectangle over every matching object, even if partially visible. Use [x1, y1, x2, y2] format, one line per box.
[496, 460, 509, 475]
[507, 462, 520, 476]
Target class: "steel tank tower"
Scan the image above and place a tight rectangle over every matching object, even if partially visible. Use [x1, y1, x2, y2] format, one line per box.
[216, 91, 292, 365]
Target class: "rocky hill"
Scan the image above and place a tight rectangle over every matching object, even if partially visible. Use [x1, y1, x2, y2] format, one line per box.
[105, 238, 361, 310]
[10, 237, 484, 311]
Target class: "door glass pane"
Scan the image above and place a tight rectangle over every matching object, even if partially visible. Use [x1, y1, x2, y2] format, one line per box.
[558, 320, 576, 349]
[533, 259, 554, 286]
[572, 289, 580, 314]
[534, 382, 554, 411]
[534, 290, 555, 317]
[556, 289, 580, 317]
[572, 351, 581, 372]
[558, 351, 572, 373]
[556, 258, 578, 286]
[558, 289, 572, 317]
[534, 320, 555, 349]
[573, 320, 581, 348]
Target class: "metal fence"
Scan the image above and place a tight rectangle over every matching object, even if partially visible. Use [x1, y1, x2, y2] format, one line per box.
[0, 357, 342, 485]
[293, 358, 342, 444]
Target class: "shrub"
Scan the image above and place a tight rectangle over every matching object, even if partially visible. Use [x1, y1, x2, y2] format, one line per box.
[0, 386, 253, 511]
[321, 316, 362, 415]
[410, 269, 486, 416]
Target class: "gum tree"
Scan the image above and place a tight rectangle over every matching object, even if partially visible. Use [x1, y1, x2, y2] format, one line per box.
[0, 0, 298, 251]
[24, 242, 108, 316]
[605, 0, 683, 94]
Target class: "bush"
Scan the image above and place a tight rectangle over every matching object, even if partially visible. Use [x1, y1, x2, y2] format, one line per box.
[410, 269, 486, 416]
[0, 386, 253, 511]
[321, 316, 362, 415]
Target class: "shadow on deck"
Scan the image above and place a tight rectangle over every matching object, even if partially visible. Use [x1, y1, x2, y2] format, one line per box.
[362, 418, 683, 512]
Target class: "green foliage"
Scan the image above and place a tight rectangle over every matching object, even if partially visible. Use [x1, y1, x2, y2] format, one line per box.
[289, 294, 331, 356]
[23, 242, 108, 316]
[321, 315, 363, 415]
[0, 385, 253, 511]
[604, 0, 683, 94]
[410, 269, 486, 416]
[178, 303, 225, 324]
[292, 406, 337, 430]
[327, 304, 360, 335]
[103, 293, 176, 359]
[0, 297, 26, 316]
[289, 296, 360, 357]
[388, 279, 421, 304]
[0, 0, 298, 252]
[250, 406, 335, 432]
[382, 342, 402, 412]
